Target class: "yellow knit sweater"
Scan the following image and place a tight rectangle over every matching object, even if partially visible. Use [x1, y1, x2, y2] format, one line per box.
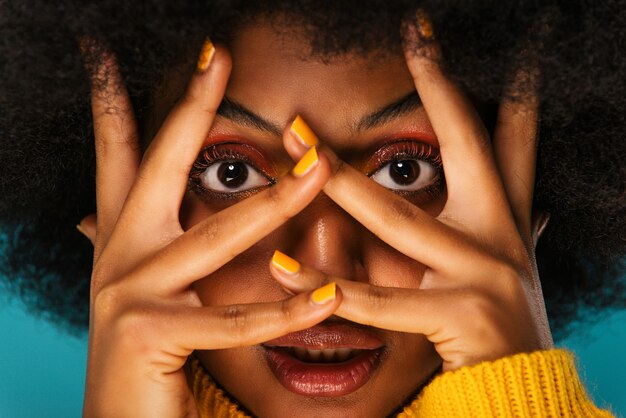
[189, 349, 615, 417]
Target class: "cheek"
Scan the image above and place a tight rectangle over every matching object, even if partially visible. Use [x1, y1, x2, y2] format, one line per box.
[180, 191, 219, 229]
[426, 188, 447, 217]
[193, 233, 288, 306]
[409, 186, 447, 219]
[363, 237, 429, 289]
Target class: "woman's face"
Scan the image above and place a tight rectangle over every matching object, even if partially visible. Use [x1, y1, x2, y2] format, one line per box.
[168, 20, 445, 418]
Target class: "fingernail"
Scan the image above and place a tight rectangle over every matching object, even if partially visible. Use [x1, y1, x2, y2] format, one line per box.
[292, 146, 319, 177]
[76, 223, 87, 237]
[311, 282, 336, 305]
[415, 10, 434, 40]
[197, 38, 216, 72]
[272, 250, 300, 275]
[290, 115, 319, 147]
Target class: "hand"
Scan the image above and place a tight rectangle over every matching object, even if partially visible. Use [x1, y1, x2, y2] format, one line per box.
[271, 26, 553, 372]
[81, 41, 341, 417]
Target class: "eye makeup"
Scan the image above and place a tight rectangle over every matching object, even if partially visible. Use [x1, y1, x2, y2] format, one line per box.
[365, 140, 441, 175]
[189, 141, 277, 201]
[366, 139, 445, 199]
[189, 136, 445, 203]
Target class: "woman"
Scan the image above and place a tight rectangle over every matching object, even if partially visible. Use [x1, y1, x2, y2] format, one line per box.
[1, 1, 624, 417]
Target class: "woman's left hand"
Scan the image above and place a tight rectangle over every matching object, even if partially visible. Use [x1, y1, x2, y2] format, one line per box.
[271, 23, 553, 372]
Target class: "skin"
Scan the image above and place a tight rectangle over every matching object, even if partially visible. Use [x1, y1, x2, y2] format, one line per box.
[81, 18, 552, 418]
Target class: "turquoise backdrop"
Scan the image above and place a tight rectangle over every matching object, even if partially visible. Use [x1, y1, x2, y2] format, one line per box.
[1, 294, 624, 417]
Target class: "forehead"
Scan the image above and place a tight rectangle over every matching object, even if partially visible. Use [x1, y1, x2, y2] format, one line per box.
[226, 21, 416, 137]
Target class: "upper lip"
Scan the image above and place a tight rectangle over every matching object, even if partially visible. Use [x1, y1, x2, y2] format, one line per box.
[262, 321, 385, 350]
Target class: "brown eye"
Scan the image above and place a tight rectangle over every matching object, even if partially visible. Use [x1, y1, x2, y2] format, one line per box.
[217, 162, 249, 188]
[199, 160, 270, 193]
[371, 158, 437, 191]
[389, 160, 420, 185]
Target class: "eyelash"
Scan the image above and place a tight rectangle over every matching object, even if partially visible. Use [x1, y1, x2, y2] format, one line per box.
[189, 143, 276, 201]
[368, 140, 445, 197]
[189, 140, 445, 200]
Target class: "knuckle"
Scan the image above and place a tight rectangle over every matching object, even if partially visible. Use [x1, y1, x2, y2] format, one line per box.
[199, 219, 220, 242]
[221, 305, 250, 336]
[279, 299, 293, 324]
[114, 307, 155, 352]
[92, 282, 123, 315]
[364, 286, 392, 312]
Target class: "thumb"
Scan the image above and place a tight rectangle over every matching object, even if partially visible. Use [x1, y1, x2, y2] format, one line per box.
[76, 213, 97, 245]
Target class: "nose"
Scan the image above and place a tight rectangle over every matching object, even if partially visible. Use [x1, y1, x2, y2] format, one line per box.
[283, 193, 368, 282]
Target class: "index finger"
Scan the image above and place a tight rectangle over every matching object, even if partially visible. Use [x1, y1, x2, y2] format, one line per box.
[403, 17, 514, 233]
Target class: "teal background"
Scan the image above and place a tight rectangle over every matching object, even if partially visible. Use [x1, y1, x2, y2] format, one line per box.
[0, 296, 624, 417]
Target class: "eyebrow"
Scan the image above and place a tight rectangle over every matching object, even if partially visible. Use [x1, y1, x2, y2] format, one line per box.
[216, 90, 422, 136]
[354, 91, 422, 131]
[217, 98, 282, 136]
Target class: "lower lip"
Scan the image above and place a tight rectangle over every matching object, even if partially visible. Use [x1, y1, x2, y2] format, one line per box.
[263, 347, 383, 397]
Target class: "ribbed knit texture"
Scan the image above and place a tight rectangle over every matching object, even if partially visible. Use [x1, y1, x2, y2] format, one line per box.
[189, 349, 615, 418]
[190, 356, 249, 418]
[399, 350, 614, 417]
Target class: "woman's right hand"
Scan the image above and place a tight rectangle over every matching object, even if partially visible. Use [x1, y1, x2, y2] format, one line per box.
[81, 41, 340, 418]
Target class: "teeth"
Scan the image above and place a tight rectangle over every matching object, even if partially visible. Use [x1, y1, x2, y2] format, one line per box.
[336, 348, 351, 361]
[289, 347, 363, 363]
[322, 349, 335, 361]
[294, 347, 307, 359]
[308, 349, 322, 361]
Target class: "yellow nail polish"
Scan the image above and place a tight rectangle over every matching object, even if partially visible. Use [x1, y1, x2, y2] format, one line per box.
[416, 10, 434, 40]
[292, 146, 318, 177]
[311, 282, 336, 305]
[197, 38, 216, 72]
[290, 115, 319, 147]
[272, 250, 300, 275]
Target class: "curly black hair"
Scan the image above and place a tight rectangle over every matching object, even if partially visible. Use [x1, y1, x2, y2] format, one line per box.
[0, 0, 624, 339]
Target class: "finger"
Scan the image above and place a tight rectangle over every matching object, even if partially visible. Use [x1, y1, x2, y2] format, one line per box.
[270, 250, 454, 297]
[284, 119, 491, 277]
[271, 267, 444, 339]
[268, 253, 501, 352]
[169, 284, 341, 350]
[270, 269, 458, 346]
[77, 213, 97, 245]
[530, 209, 550, 248]
[493, 69, 539, 235]
[128, 147, 331, 295]
[82, 41, 141, 248]
[123, 40, 229, 219]
[269, 250, 323, 292]
[403, 17, 514, 231]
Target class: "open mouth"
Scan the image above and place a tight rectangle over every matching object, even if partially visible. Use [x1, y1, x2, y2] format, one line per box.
[280, 347, 365, 363]
[262, 322, 385, 397]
